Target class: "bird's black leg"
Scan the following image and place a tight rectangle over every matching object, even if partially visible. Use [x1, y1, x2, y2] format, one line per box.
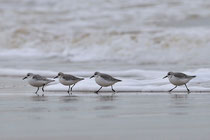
[35, 87, 40, 96]
[67, 85, 71, 95]
[169, 86, 177, 93]
[95, 87, 102, 94]
[41, 85, 45, 96]
[185, 84, 190, 93]
[42, 84, 45, 92]
[111, 85, 116, 93]
[71, 84, 75, 92]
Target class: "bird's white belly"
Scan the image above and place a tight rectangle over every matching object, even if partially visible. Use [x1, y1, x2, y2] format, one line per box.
[95, 77, 115, 87]
[59, 77, 76, 86]
[28, 79, 46, 87]
[169, 76, 189, 86]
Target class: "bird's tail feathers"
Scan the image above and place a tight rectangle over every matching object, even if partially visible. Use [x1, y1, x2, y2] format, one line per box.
[190, 75, 196, 78]
[80, 78, 85, 81]
[116, 79, 122, 82]
[45, 79, 56, 86]
[50, 79, 55, 82]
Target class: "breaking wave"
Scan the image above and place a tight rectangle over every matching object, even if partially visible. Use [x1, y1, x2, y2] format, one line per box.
[0, 0, 210, 65]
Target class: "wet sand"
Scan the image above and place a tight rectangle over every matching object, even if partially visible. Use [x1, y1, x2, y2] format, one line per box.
[1, 76, 210, 140]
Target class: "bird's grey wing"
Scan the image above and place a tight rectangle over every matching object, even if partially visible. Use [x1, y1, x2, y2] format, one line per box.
[63, 74, 83, 81]
[174, 73, 187, 78]
[33, 75, 45, 80]
[33, 75, 54, 82]
[101, 73, 121, 82]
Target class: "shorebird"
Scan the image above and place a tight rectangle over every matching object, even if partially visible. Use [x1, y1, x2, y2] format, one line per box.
[163, 72, 196, 93]
[54, 72, 84, 95]
[90, 72, 121, 94]
[23, 73, 54, 96]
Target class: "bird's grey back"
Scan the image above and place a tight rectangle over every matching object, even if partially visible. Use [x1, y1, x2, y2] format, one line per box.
[100, 73, 121, 82]
[174, 72, 196, 79]
[33, 75, 54, 82]
[63, 74, 84, 81]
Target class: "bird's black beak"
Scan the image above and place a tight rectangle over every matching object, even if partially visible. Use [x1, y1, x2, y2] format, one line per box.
[23, 77, 27, 80]
[54, 75, 58, 79]
[163, 75, 168, 79]
[90, 75, 94, 79]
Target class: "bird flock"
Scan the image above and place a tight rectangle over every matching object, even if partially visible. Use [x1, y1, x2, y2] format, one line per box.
[23, 71, 196, 96]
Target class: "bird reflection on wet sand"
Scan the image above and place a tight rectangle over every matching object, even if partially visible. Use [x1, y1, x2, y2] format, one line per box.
[98, 95, 117, 102]
[31, 96, 48, 102]
[169, 94, 190, 115]
[59, 96, 79, 103]
[171, 94, 188, 99]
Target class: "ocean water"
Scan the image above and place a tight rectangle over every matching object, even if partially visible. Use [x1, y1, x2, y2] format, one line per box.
[0, 0, 210, 65]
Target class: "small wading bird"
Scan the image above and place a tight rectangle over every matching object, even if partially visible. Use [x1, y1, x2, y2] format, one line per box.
[163, 72, 196, 93]
[90, 72, 122, 94]
[54, 72, 84, 95]
[23, 73, 54, 96]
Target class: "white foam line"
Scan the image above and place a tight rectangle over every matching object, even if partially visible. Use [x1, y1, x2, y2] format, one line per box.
[0, 68, 166, 77]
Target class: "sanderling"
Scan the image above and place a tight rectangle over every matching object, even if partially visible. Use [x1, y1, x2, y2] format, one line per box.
[23, 73, 54, 96]
[90, 72, 121, 94]
[54, 72, 84, 95]
[163, 72, 196, 93]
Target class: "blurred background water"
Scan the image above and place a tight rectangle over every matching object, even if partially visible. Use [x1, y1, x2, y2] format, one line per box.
[0, 0, 210, 68]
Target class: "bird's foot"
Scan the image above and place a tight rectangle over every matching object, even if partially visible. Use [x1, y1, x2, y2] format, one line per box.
[67, 91, 71, 96]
